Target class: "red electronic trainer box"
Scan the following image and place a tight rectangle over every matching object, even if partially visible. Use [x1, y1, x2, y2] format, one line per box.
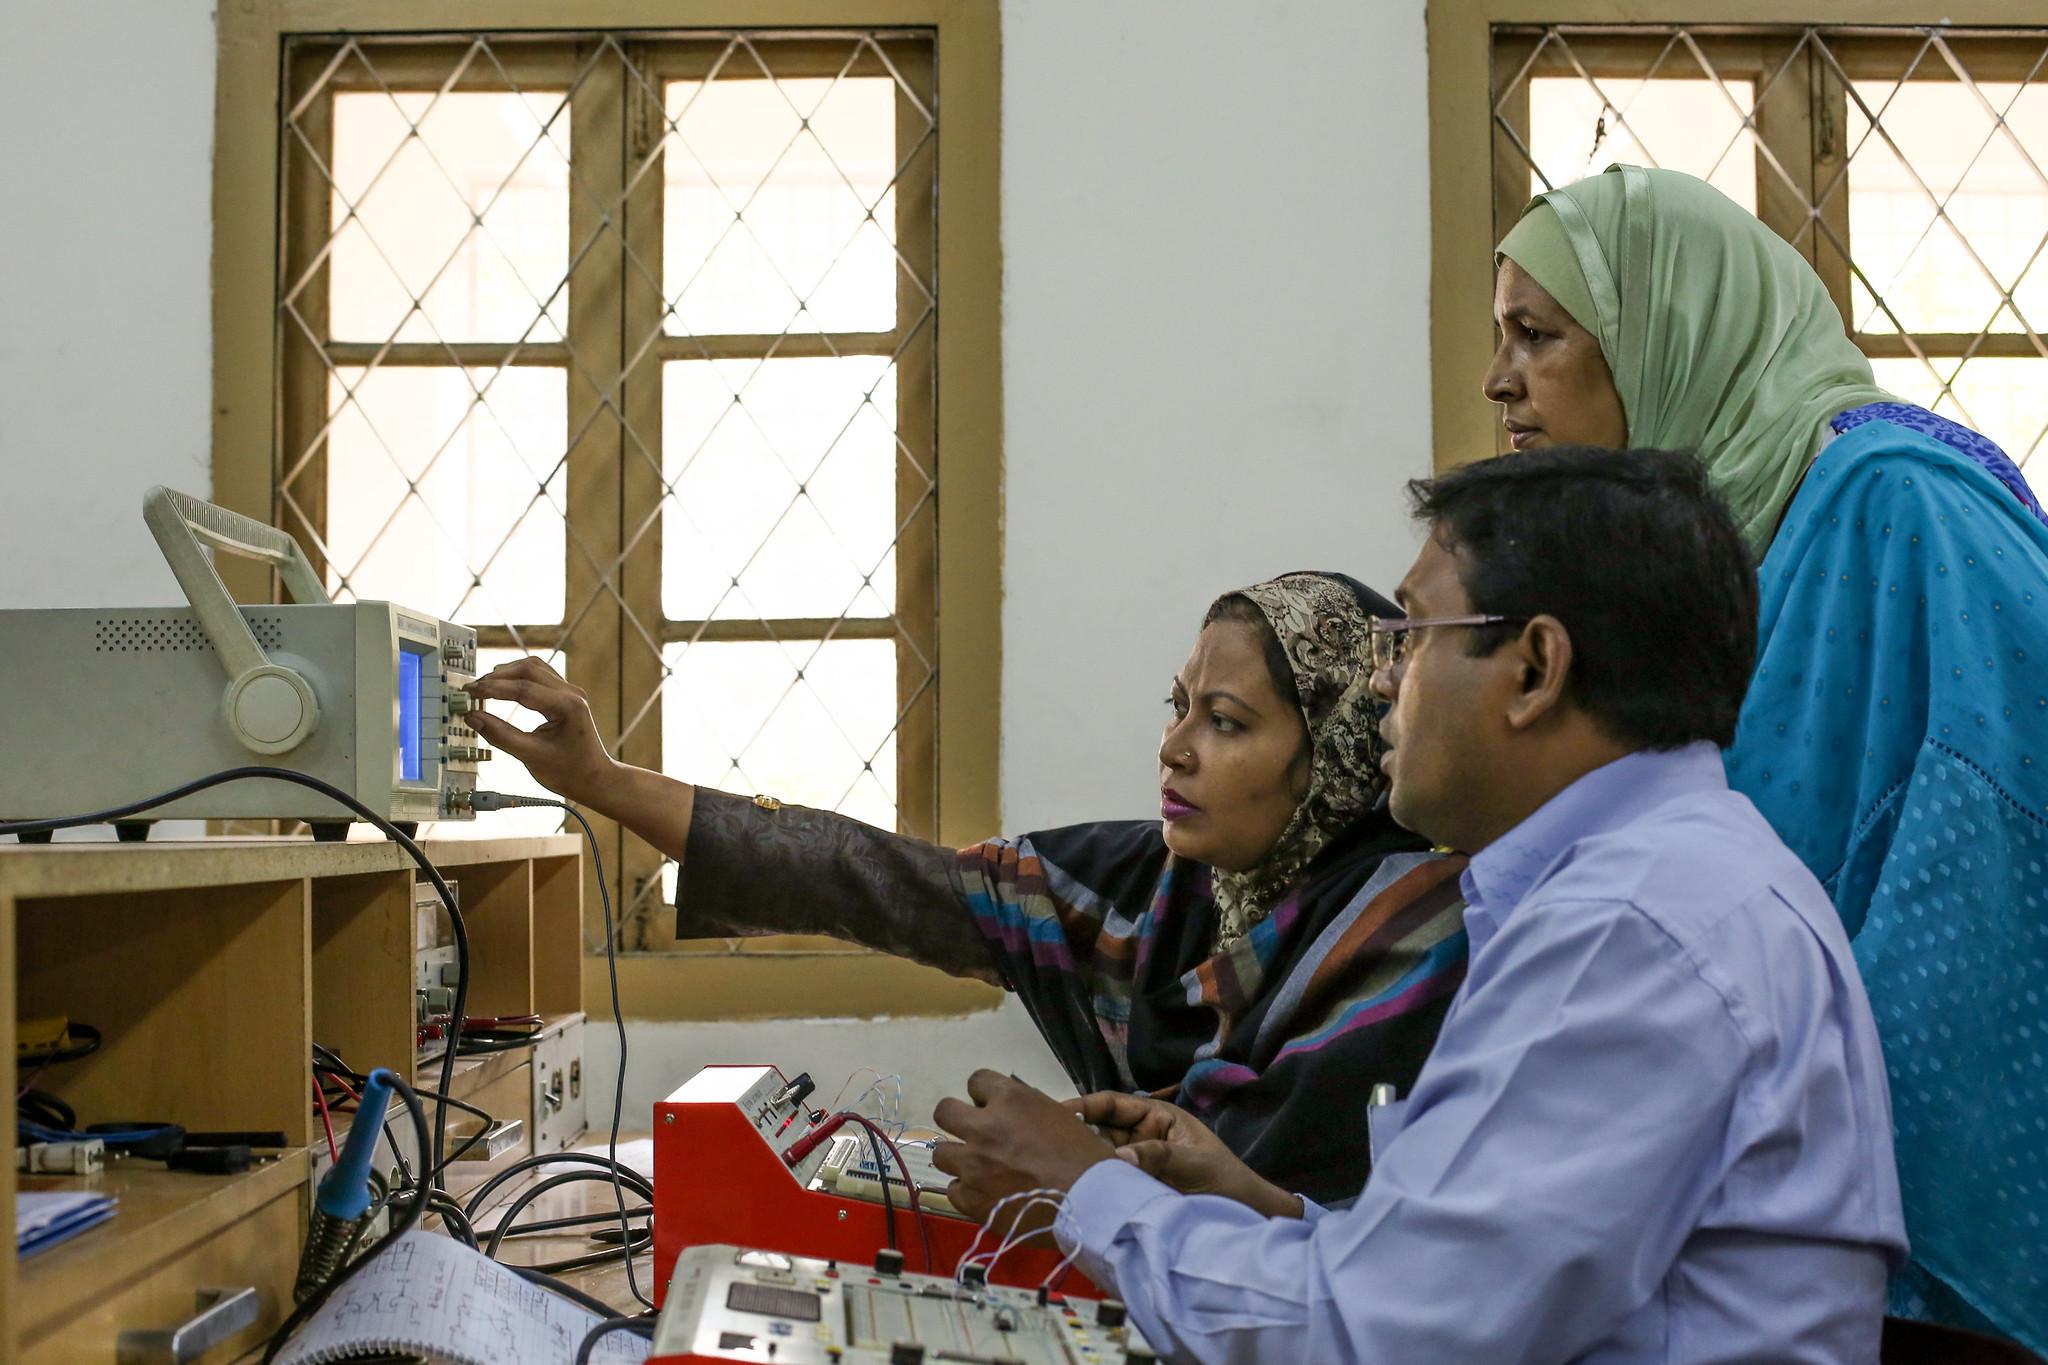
[651, 1064, 1098, 1304]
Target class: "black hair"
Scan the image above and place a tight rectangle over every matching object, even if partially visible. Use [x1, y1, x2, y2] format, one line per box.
[1404, 447, 1757, 750]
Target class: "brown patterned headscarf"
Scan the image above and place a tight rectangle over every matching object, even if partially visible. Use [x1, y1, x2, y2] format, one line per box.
[1208, 572, 1396, 949]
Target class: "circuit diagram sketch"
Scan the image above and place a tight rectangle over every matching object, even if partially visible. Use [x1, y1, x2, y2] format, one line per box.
[275, 1231, 649, 1365]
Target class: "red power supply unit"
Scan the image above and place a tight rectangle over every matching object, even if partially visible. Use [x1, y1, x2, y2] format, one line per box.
[650, 1064, 1099, 1305]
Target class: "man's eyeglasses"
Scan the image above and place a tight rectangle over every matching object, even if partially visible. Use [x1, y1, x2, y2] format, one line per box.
[1366, 615, 1532, 674]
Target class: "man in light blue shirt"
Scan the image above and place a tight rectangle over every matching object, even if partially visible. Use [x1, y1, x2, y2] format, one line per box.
[933, 447, 1906, 1363]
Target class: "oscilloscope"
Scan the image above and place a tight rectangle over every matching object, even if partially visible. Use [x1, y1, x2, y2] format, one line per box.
[0, 487, 484, 839]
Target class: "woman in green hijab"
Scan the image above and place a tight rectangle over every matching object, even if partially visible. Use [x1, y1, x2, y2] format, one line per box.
[1486, 164, 2048, 1355]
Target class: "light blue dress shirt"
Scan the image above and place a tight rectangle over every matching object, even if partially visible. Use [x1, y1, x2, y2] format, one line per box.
[1054, 743, 1907, 1364]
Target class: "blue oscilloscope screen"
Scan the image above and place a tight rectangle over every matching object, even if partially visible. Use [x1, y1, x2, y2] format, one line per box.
[398, 648, 423, 782]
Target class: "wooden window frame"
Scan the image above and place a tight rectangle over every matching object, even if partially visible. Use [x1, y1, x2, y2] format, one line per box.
[215, 1, 1002, 1021]
[1429, 0, 2044, 473]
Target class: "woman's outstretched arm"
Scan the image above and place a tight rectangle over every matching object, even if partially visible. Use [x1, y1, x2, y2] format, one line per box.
[466, 657, 998, 980]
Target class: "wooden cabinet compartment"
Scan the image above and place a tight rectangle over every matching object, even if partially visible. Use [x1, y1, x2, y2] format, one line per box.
[1, 835, 581, 1361]
[19, 1159, 302, 1363]
[17, 878, 315, 1149]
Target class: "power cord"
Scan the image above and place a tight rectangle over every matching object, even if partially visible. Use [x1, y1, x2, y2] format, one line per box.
[17, 1020, 102, 1067]
[274, 1075, 626, 1354]
[844, 1112, 935, 1273]
[576, 1315, 656, 1365]
[0, 768, 473, 1186]
[313, 1048, 497, 1186]
[321, 1015, 655, 1282]
[261, 1071, 432, 1363]
[469, 791, 652, 1310]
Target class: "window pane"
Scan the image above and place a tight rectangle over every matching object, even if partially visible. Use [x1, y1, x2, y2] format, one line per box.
[1848, 81, 2048, 334]
[661, 357, 897, 621]
[1869, 356, 2048, 477]
[330, 91, 570, 343]
[326, 366, 567, 621]
[1528, 78, 1756, 210]
[664, 76, 898, 335]
[661, 640, 900, 909]
[662, 639, 898, 824]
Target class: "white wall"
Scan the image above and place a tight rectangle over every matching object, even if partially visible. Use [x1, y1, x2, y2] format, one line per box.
[582, 1000, 1075, 1133]
[0, 0, 1433, 1096]
[0, 1, 217, 610]
[999, 0, 1435, 831]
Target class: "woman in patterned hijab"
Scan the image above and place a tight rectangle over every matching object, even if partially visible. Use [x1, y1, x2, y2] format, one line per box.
[1203, 573, 1406, 948]
[472, 571, 1471, 1206]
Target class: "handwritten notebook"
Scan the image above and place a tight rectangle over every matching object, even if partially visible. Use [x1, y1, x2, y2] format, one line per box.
[275, 1231, 650, 1365]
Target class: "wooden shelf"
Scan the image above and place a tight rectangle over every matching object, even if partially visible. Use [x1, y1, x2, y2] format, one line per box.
[2, 833, 583, 1360]
[17, 1154, 307, 1344]
[0, 834, 580, 899]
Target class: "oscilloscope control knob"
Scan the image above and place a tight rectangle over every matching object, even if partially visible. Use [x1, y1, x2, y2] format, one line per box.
[447, 745, 492, 764]
[873, 1249, 906, 1277]
[1097, 1299, 1128, 1329]
[445, 689, 474, 715]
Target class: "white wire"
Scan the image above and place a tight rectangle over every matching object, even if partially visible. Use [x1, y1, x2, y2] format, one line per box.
[974, 1200, 1062, 1282]
[954, 1187, 1068, 1288]
[850, 1074, 905, 1135]
[1038, 1241, 1084, 1290]
[827, 1066, 888, 1114]
[956, 1187, 1057, 1281]
[961, 1200, 1059, 1274]
[823, 1067, 907, 1138]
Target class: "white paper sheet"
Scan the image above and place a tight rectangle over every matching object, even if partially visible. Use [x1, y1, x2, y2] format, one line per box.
[15, 1190, 117, 1254]
[275, 1230, 650, 1365]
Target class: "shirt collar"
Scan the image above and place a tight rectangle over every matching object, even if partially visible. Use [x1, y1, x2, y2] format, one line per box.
[1457, 742, 1728, 955]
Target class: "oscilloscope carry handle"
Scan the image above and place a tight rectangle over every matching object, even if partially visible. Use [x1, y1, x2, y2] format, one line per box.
[142, 486, 327, 755]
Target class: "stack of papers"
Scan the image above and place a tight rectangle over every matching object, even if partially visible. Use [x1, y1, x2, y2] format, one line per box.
[17, 1190, 116, 1257]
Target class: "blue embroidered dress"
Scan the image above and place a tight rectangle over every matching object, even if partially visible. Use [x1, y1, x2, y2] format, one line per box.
[1724, 403, 2048, 1352]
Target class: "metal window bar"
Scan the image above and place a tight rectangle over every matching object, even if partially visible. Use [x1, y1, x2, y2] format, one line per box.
[1490, 23, 2048, 468]
[277, 31, 942, 948]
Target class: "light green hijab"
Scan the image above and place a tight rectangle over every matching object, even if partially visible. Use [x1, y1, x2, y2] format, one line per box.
[1496, 165, 1894, 555]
